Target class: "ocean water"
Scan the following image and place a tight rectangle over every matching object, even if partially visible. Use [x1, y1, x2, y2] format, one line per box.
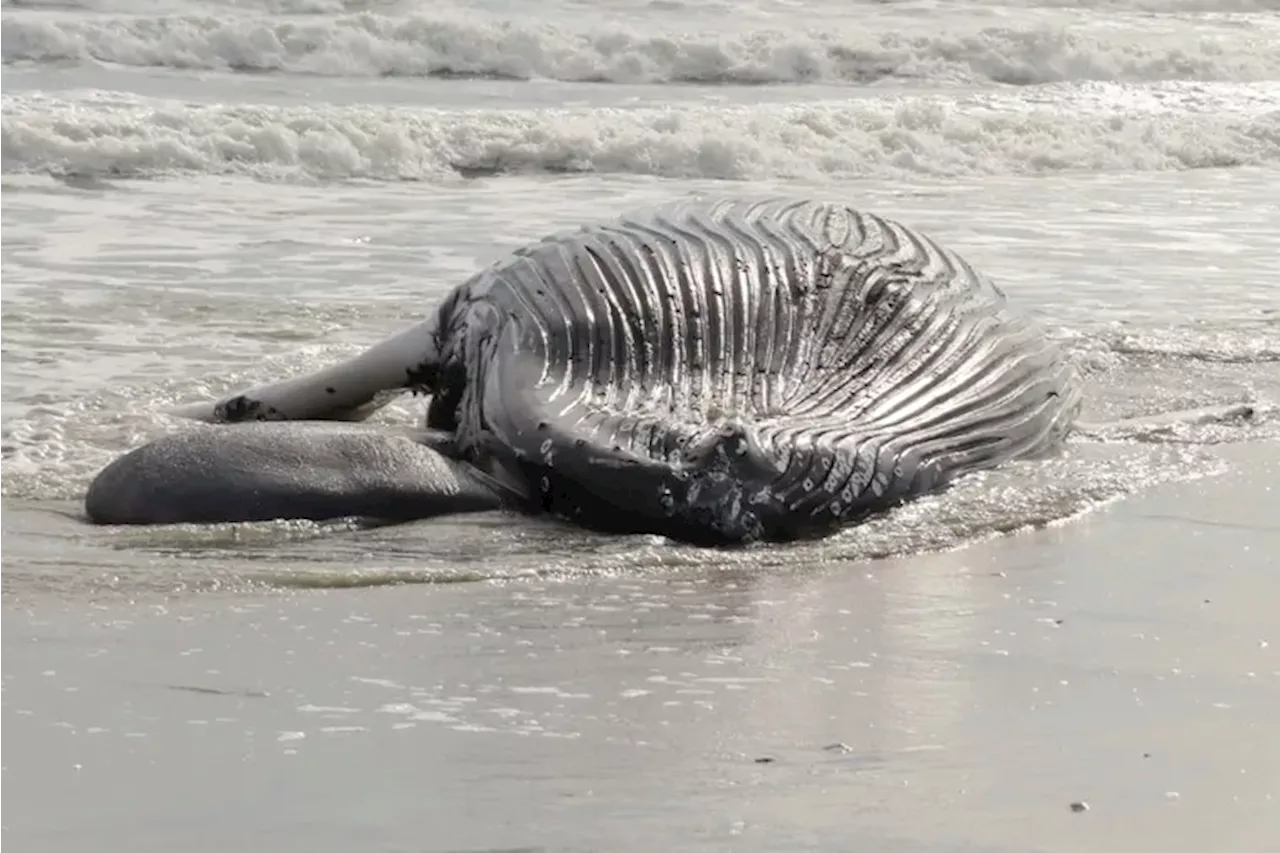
[2, 0, 1279, 851]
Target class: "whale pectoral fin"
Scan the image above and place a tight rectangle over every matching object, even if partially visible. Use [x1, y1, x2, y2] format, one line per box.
[85, 422, 505, 526]
[172, 320, 441, 424]
[1076, 402, 1257, 440]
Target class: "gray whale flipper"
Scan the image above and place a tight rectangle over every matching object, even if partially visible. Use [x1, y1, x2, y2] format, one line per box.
[167, 320, 442, 424]
[84, 423, 508, 526]
[87, 197, 1088, 543]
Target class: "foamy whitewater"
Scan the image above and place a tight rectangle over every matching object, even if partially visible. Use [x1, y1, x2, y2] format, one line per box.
[1, 0, 1278, 587]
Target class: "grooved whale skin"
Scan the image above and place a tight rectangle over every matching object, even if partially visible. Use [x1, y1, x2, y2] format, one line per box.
[429, 197, 1082, 544]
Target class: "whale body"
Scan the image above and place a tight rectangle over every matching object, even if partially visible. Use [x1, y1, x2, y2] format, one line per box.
[86, 197, 1086, 544]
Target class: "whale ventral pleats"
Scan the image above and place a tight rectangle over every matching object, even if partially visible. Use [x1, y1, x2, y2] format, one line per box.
[429, 196, 1082, 544]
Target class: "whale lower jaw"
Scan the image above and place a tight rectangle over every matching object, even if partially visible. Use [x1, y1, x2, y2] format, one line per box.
[505, 419, 807, 546]
[476, 411, 1010, 547]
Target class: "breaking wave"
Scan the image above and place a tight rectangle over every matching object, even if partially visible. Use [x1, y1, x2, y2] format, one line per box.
[4, 84, 1277, 183]
[5, 9, 1280, 85]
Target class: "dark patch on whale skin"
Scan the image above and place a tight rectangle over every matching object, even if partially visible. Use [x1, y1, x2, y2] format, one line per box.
[215, 394, 286, 423]
[429, 197, 1083, 545]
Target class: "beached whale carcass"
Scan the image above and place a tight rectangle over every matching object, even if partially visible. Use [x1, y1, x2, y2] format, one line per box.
[86, 197, 1086, 544]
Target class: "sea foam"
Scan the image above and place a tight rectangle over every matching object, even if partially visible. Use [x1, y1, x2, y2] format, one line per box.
[3, 84, 1277, 183]
[5, 8, 1280, 85]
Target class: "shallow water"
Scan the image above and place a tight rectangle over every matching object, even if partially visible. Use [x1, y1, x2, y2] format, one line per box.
[3, 0, 1280, 848]
[4, 167, 1277, 596]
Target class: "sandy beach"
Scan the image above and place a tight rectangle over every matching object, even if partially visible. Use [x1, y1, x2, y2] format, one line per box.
[5, 440, 1277, 853]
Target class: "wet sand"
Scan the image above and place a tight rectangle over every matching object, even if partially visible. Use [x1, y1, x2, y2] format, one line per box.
[4, 441, 1278, 853]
